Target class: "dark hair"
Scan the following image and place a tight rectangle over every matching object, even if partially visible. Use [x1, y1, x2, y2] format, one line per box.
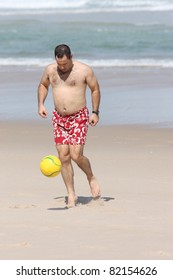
[54, 44, 71, 59]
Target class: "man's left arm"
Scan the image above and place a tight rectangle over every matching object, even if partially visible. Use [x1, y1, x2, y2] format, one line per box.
[86, 68, 101, 126]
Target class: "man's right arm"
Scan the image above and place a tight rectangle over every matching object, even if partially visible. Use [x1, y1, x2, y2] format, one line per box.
[37, 68, 50, 118]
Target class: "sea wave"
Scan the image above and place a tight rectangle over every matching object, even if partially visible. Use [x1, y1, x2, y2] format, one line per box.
[0, 0, 173, 14]
[1, 57, 173, 68]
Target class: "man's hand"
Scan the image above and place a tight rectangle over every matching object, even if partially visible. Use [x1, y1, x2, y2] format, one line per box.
[38, 105, 48, 118]
[89, 113, 99, 126]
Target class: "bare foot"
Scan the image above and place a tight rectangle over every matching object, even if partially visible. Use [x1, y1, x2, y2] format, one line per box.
[89, 176, 101, 199]
[65, 195, 78, 208]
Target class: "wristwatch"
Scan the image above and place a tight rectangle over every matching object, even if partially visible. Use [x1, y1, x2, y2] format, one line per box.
[92, 110, 99, 116]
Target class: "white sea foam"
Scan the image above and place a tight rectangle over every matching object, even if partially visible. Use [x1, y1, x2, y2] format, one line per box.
[0, 0, 172, 13]
[1, 57, 173, 68]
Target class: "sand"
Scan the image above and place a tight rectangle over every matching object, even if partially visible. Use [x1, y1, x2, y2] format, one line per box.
[0, 62, 173, 261]
[0, 120, 173, 260]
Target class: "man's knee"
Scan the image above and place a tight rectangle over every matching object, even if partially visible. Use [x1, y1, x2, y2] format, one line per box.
[70, 153, 80, 163]
[56, 145, 70, 164]
[69, 145, 84, 163]
[70, 150, 82, 164]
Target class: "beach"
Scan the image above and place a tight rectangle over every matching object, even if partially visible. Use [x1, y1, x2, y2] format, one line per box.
[1, 66, 173, 126]
[0, 0, 173, 262]
[0, 66, 173, 260]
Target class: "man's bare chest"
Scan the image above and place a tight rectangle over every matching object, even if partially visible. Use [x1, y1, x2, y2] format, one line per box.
[50, 71, 85, 87]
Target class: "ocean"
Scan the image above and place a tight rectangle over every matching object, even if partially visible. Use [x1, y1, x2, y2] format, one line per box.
[0, 0, 173, 68]
[0, 0, 173, 125]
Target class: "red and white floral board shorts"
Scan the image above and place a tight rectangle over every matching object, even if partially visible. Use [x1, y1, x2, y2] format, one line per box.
[52, 107, 89, 145]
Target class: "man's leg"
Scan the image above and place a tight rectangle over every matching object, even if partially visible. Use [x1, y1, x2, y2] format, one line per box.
[56, 144, 77, 207]
[70, 145, 101, 198]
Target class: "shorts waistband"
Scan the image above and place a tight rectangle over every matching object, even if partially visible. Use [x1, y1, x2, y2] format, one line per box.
[54, 106, 88, 117]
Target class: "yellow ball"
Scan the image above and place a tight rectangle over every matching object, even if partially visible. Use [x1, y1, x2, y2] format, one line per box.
[40, 155, 62, 177]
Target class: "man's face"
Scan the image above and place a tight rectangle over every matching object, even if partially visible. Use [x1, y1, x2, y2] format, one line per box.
[56, 55, 72, 73]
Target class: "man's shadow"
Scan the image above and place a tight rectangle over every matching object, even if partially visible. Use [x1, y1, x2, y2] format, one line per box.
[47, 196, 115, 211]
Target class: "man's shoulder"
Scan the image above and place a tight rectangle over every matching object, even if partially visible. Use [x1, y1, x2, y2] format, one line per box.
[74, 60, 88, 67]
[74, 60, 92, 73]
[45, 62, 57, 72]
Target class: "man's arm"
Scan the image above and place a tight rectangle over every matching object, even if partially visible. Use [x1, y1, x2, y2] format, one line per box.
[37, 68, 50, 118]
[86, 68, 101, 126]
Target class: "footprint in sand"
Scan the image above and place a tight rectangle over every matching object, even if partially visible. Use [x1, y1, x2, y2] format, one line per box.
[0, 242, 31, 248]
[147, 250, 170, 257]
[87, 197, 104, 207]
[9, 204, 37, 209]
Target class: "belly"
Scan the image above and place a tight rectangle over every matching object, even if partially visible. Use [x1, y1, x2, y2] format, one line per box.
[53, 88, 86, 115]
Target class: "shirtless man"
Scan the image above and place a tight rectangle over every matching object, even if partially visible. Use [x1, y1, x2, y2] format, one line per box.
[37, 44, 101, 207]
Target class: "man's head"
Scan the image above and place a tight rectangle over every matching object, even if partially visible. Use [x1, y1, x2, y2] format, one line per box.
[54, 44, 73, 73]
[55, 44, 72, 59]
